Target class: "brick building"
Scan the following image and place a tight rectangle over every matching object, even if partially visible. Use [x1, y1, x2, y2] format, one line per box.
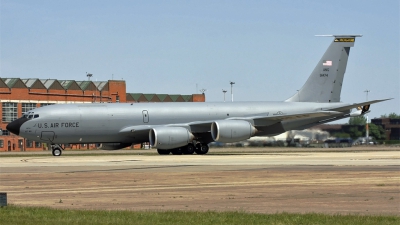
[0, 78, 205, 151]
[371, 118, 400, 140]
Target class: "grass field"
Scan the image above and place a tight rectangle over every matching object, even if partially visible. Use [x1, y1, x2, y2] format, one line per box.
[0, 205, 398, 225]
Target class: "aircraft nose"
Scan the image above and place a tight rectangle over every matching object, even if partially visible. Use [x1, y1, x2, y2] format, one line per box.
[6, 117, 28, 135]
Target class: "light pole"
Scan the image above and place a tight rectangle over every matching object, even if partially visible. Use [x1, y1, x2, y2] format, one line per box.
[222, 89, 227, 102]
[230, 82, 235, 102]
[364, 90, 370, 144]
[86, 72, 93, 81]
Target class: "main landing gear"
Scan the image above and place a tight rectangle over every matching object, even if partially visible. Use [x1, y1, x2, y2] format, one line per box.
[157, 143, 209, 155]
[51, 144, 64, 156]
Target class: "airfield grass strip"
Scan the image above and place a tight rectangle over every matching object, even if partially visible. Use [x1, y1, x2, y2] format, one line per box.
[0, 205, 398, 225]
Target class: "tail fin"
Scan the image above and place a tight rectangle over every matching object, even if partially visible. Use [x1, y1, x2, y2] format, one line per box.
[285, 35, 362, 103]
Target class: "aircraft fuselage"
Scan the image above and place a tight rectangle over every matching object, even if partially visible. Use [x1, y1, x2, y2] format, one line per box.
[16, 101, 350, 145]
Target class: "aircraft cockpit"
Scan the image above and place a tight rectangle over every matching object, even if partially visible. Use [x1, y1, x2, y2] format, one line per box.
[22, 112, 39, 120]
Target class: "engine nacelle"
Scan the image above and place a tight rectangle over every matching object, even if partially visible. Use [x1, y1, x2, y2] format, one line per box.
[149, 127, 194, 149]
[349, 110, 362, 117]
[211, 120, 257, 143]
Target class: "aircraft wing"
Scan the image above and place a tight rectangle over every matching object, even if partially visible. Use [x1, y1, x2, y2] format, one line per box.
[228, 111, 342, 126]
[326, 98, 392, 112]
[185, 111, 343, 130]
[119, 111, 344, 135]
[117, 99, 391, 137]
[241, 111, 341, 121]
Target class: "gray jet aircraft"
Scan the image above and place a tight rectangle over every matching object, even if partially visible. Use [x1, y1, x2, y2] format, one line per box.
[7, 35, 390, 156]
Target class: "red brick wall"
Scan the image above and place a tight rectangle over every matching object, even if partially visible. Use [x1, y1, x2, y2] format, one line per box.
[193, 94, 205, 102]
[109, 80, 126, 102]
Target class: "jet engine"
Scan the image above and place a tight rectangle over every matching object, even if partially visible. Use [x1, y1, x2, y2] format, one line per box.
[149, 127, 194, 149]
[211, 120, 257, 143]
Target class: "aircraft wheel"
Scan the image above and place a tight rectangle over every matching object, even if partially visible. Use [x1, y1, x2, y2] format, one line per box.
[171, 148, 182, 155]
[52, 147, 62, 156]
[183, 144, 195, 155]
[195, 143, 209, 155]
[157, 149, 170, 155]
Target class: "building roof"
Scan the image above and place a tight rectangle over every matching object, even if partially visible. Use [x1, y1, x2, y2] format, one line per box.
[93, 81, 109, 91]
[59, 80, 81, 90]
[23, 79, 48, 89]
[125, 93, 194, 102]
[126, 93, 143, 102]
[2, 78, 27, 88]
[1, 78, 202, 103]
[40, 79, 64, 90]
[0, 79, 9, 88]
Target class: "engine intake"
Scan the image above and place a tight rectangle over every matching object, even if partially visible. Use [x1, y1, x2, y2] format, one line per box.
[149, 127, 194, 149]
[211, 120, 257, 143]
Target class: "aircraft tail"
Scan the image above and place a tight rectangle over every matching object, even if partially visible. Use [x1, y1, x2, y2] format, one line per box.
[285, 35, 362, 103]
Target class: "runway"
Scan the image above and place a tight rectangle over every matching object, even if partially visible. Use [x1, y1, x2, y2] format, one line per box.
[1, 149, 399, 215]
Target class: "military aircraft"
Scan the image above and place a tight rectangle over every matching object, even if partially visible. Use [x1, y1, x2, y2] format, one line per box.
[7, 35, 390, 156]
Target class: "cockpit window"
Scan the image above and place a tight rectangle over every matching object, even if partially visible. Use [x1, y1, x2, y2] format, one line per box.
[22, 112, 39, 120]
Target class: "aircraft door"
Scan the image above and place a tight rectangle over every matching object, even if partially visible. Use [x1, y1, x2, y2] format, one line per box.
[142, 110, 149, 123]
[40, 131, 55, 142]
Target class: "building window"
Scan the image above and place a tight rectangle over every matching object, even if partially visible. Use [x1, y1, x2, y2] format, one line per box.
[2, 130, 10, 136]
[35, 142, 42, 148]
[2, 102, 18, 122]
[26, 140, 33, 148]
[18, 140, 23, 148]
[40, 103, 55, 107]
[22, 103, 37, 114]
[0, 140, 3, 148]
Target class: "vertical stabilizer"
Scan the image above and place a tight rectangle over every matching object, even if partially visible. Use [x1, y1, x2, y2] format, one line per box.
[285, 35, 362, 103]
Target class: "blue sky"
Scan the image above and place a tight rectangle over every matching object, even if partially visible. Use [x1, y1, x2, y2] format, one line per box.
[1, 0, 399, 120]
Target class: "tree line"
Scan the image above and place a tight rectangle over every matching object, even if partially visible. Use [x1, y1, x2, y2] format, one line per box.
[333, 112, 399, 140]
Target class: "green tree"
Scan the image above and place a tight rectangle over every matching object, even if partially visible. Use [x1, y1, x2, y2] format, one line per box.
[368, 123, 386, 140]
[333, 132, 351, 138]
[380, 112, 400, 119]
[348, 116, 366, 125]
